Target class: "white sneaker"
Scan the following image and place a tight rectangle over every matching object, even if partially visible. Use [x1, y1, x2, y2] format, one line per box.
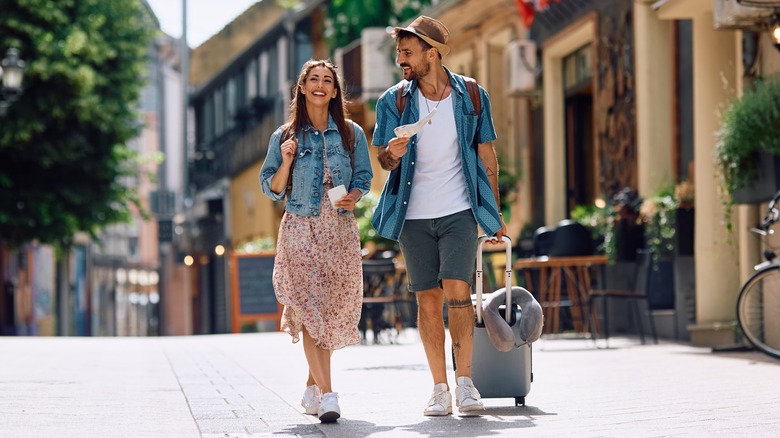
[423, 383, 452, 416]
[318, 392, 341, 423]
[455, 376, 484, 414]
[301, 385, 322, 415]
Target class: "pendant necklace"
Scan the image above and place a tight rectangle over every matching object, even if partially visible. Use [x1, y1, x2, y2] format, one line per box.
[423, 83, 448, 124]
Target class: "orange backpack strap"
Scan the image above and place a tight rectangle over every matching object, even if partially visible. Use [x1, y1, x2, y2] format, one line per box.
[462, 77, 484, 206]
[464, 76, 481, 116]
[395, 80, 409, 116]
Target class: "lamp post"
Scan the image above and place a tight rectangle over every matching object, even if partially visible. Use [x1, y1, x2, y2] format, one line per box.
[0, 47, 26, 116]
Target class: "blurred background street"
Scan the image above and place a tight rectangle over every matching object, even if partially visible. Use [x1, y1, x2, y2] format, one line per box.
[3, 0, 780, 436]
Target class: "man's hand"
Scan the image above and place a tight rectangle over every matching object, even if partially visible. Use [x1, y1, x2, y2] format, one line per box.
[387, 136, 410, 159]
[487, 216, 508, 244]
[378, 136, 410, 170]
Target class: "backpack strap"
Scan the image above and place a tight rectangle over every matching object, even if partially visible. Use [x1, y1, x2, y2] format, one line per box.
[464, 77, 481, 116]
[462, 76, 484, 206]
[395, 80, 409, 116]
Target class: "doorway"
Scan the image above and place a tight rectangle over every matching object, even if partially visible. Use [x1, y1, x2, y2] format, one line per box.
[564, 84, 595, 215]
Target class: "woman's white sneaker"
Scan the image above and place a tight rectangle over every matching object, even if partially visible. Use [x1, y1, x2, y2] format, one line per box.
[318, 392, 341, 423]
[423, 383, 452, 416]
[301, 384, 322, 415]
[455, 376, 484, 414]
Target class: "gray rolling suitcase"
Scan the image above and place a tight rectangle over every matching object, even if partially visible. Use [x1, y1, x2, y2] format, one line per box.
[469, 236, 533, 406]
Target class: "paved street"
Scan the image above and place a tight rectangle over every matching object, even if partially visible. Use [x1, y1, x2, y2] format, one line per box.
[1, 330, 779, 437]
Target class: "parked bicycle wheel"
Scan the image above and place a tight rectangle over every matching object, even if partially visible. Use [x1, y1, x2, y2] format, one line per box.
[737, 265, 780, 359]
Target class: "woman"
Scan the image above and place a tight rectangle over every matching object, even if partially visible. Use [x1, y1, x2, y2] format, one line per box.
[259, 59, 372, 423]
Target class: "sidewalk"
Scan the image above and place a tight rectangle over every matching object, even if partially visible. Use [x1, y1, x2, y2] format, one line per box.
[1, 330, 779, 437]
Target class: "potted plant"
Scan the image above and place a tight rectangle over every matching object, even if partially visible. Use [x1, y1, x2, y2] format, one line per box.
[674, 179, 695, 255]
[571, 186, 644, 263]
[639, 186, 679, 265]
[571, 202, 616, 262]
[611, 187, 645, 261]
[716, 75, 780, 206]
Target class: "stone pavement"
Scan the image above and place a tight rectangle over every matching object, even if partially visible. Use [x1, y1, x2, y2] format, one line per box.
[1, 330, 779, 437]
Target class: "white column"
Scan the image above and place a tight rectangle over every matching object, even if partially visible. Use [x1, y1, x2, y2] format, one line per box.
[634, 2, 675, 196]
[689, 10, 740, 345]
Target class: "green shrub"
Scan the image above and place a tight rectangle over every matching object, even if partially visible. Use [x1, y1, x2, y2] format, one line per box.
[716, 76, 780, 196]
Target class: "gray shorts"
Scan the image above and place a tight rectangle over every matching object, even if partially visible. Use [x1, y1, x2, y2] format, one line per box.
[398, 209, 478, 292]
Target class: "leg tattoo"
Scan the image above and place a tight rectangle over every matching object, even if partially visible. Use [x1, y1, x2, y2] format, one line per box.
[447, 298, 472, 308]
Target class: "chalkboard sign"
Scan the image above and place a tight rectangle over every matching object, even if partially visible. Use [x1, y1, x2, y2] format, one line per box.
[236, 255, 277, 314]
[230, 252, 281, 332]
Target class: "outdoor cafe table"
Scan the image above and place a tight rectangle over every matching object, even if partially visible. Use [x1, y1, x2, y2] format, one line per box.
[513, 255, 609, 335]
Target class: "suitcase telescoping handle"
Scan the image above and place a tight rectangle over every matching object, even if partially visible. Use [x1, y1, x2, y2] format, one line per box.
[476, 235, 512, 325]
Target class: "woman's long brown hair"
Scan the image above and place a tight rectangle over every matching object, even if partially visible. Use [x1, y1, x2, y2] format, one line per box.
[286, 59, 353, 151]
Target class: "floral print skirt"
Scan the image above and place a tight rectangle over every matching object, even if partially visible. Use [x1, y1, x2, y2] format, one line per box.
[273, 182, 363, 350]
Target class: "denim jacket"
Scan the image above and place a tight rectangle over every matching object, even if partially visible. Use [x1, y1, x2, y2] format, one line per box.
[260, 116, 373, 217]
[370, 67, 501, 241]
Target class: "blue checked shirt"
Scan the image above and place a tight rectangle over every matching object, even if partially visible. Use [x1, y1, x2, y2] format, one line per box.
[371, 67, 502, 241]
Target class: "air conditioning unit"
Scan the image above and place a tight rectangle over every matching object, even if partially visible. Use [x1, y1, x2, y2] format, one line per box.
[505, 40, 537, 96]
[713, 0, 775, 30]
[361, 27, 396, 101]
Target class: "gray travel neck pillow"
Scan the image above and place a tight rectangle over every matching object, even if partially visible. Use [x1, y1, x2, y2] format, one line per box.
[482, 286, 544, 352]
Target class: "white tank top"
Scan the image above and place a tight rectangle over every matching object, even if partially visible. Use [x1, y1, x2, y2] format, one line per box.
[406, 89, 471, 219]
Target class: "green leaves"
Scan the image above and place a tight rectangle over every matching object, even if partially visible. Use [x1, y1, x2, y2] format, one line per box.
[0, 0, 153, 249]
[324, 0, 432, 50]
[717, 75, 780, 195]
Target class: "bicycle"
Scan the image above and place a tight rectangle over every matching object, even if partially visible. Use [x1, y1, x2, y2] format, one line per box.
[736, 189, 780, 359]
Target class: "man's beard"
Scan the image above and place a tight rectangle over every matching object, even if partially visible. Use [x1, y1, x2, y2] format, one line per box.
[402, 62, 430, 81]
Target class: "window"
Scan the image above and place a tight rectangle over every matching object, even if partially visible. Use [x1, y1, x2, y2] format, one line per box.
[226, 77, 236, 131]
[247, 60, 257, 102]
[563, 43, 592, 92]
[259, 51, 269, 97]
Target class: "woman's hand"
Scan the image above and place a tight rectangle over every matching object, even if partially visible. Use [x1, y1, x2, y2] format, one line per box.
[268, 136, 297, 195]
[280, 137, 298, 166]
[334, 190, 362, 211]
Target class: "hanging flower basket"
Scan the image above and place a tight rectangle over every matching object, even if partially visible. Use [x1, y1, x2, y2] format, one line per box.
[730, 152, 780, 204]
[717, 76, 780, 204]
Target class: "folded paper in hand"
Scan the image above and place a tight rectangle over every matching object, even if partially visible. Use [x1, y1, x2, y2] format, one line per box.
[327, 185, 347, 208]
[393, 107, 437, 138]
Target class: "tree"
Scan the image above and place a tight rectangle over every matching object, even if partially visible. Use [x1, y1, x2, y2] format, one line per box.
[0, 0, 154, 249]
[324, 0, 433, 50]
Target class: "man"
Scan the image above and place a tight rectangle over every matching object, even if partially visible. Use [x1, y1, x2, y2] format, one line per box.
[371, 15, 507, 416]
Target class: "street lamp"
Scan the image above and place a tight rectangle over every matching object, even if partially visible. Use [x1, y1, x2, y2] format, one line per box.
[0, 47, 26, 116]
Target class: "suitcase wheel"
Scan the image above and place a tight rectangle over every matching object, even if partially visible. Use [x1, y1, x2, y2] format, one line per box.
[515, 397, 525, 406]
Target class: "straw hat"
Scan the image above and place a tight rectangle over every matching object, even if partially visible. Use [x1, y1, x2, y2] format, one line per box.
[394, 16, 450, 56]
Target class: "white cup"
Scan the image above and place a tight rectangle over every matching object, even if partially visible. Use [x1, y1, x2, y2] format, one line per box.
[327, 185, 347, 208]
